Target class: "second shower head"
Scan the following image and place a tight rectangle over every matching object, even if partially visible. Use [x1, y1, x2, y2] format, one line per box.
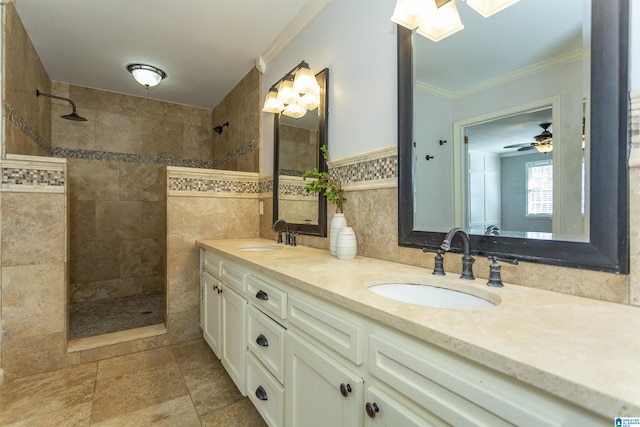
[36, 90, 88, 122]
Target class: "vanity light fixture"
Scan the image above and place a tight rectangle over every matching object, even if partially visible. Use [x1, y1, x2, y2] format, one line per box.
[262, 60, 320, 118]
[126, 63, 167, 88]
[392, 0, 519, 42]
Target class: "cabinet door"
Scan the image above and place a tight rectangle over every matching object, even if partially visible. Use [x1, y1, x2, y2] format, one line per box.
[222, 285, 247, 395]
[286, 332, 363, 427]
[202, 271, 222, 358]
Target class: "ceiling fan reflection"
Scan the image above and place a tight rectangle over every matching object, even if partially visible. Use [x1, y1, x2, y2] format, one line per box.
[503, 122, 553, 153]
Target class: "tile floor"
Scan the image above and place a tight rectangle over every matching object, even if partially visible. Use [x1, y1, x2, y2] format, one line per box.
[69, 293, 165, 340]
[0, 339, 267, 426]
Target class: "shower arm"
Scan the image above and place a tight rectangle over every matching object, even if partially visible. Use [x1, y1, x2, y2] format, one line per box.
[36, 90, 79, 112]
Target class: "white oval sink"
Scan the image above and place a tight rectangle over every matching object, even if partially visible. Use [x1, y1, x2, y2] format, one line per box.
[369, 283, 495, 310]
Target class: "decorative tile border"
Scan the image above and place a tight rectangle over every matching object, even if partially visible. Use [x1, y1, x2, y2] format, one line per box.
[328, 145, 397, 190]
[5, 103, 50, 152]
[167, 166, 259, 197]
[169, 177, 259, 193]
[1, 156, 66, 193]
[2, 167, 64, 186]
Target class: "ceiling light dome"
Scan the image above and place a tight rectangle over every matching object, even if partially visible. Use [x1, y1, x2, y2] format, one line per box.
[126, 63, 167, 88]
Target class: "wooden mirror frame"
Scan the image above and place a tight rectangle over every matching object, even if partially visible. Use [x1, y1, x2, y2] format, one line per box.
[397, 0, 629, 273]
[273, 68, 329, 237]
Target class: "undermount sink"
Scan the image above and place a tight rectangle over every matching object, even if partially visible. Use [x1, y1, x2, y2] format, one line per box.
[368, 283, 495, 310]
[239, 246, 280, 251]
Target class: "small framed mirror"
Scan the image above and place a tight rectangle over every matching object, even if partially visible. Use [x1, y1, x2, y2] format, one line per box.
[273, 68, 329, 236]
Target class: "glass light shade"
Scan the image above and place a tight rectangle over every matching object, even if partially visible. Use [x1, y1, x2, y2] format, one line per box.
[535, 143, 553, 154]
[282, 103, 307, 119]
[262, 88, 284, 113]
[127, 64, 166, 87]
[293, 64, 320, 95]
[391, 0, 437, 29]
[466, 0, 519, 18]
[299, 92, 320, 111]
[417, 0, 464, 42]
[277, 77, 298, 105]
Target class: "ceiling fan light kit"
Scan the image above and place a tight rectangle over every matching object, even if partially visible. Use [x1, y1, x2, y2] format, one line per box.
[392, 0, 519, 42]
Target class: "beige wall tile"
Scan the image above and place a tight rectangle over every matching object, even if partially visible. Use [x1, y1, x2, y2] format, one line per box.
[2, 263, 66, 338]
[95, 111, 143, 154]
[167, 196, 227, 256]
[183, 123, 213, 161]
[142, 274, 165, 294]
[120, 238, 164, 278]
[1, 192, 65, 267]
[95, 201, 142, 241]
[95, 278, 140, 300]
[68, 159, 120, 201]
[51, 104, 96, 149]
[166, 253, 199, 314]
[142, 201, 167, 239]
[141, 117, 183, 158]
[119, 163, 166, 202]
[4, 3, 51, 156]
[160, 309, 202, 345]
[226, 197, 260, 238]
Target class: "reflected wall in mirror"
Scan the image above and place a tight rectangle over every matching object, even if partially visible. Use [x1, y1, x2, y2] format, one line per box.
[273, 68, 329, 236]
[398, 0, 629, 272]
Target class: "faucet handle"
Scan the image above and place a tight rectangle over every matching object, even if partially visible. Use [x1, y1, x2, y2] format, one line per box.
[486, 256, 504, 287]
[276, 231, 283, 244]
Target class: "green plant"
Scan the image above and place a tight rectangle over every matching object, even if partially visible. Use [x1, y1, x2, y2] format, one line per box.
[302, 145, 346, 213]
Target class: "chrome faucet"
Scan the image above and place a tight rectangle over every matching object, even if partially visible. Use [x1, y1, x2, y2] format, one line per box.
[440, 228, 475, 280]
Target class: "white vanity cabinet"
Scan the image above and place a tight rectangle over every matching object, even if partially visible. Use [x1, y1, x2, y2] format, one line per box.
[199, 246, 609, 427]
[245, 273, 288, 427]
[201, 270, 222, 357]
[199, 249, 247, 395]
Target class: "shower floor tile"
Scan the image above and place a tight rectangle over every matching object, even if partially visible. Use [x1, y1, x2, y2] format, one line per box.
[69, 293, 165, 340]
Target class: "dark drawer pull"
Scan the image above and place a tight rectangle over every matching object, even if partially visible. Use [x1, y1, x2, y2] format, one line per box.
[256, 334, 269, 347]
[339, 383, 352, 397]
[365, 402, 380, 418]
[256, 290, 269, 301]
[255, 385, 268, 401]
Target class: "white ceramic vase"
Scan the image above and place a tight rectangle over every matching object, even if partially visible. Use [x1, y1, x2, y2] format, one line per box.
[330, 213, 347, 256]
[336, 226, 357, 260]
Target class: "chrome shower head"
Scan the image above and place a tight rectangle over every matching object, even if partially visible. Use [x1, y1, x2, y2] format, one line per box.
[36, 90, 88, 122]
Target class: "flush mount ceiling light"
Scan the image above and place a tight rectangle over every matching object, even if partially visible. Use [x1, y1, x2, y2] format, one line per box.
[126, 63, 167, 88]
[262, 60, 321, 119]
[392, 0, 519, 42]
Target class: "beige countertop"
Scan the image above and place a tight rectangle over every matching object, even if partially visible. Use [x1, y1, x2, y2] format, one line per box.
[197, 238, 640, 419]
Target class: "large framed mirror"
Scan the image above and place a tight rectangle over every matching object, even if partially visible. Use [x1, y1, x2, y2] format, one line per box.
[398, 0, 629, 272]
[273, 68, 329, 236]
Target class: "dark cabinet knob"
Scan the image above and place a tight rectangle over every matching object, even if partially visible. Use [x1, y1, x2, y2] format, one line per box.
[256, 334, 269, 347]
[212, 283, 218, 290]
[256, 290, 269, 301]
[339, 383, 352, 397]
[365, 402, 380, 418]
[255, 385, 268, 401]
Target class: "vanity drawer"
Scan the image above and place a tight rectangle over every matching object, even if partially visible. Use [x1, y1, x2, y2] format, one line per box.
[246, 274, 288, 320]
[221, 261, 246, 295]
[289, 294, 364, 365]
[247, 304, 286, 383]
[247, 351, 285, 427]
[202, 249, 223, 277]
[368, 330, 579, 427]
